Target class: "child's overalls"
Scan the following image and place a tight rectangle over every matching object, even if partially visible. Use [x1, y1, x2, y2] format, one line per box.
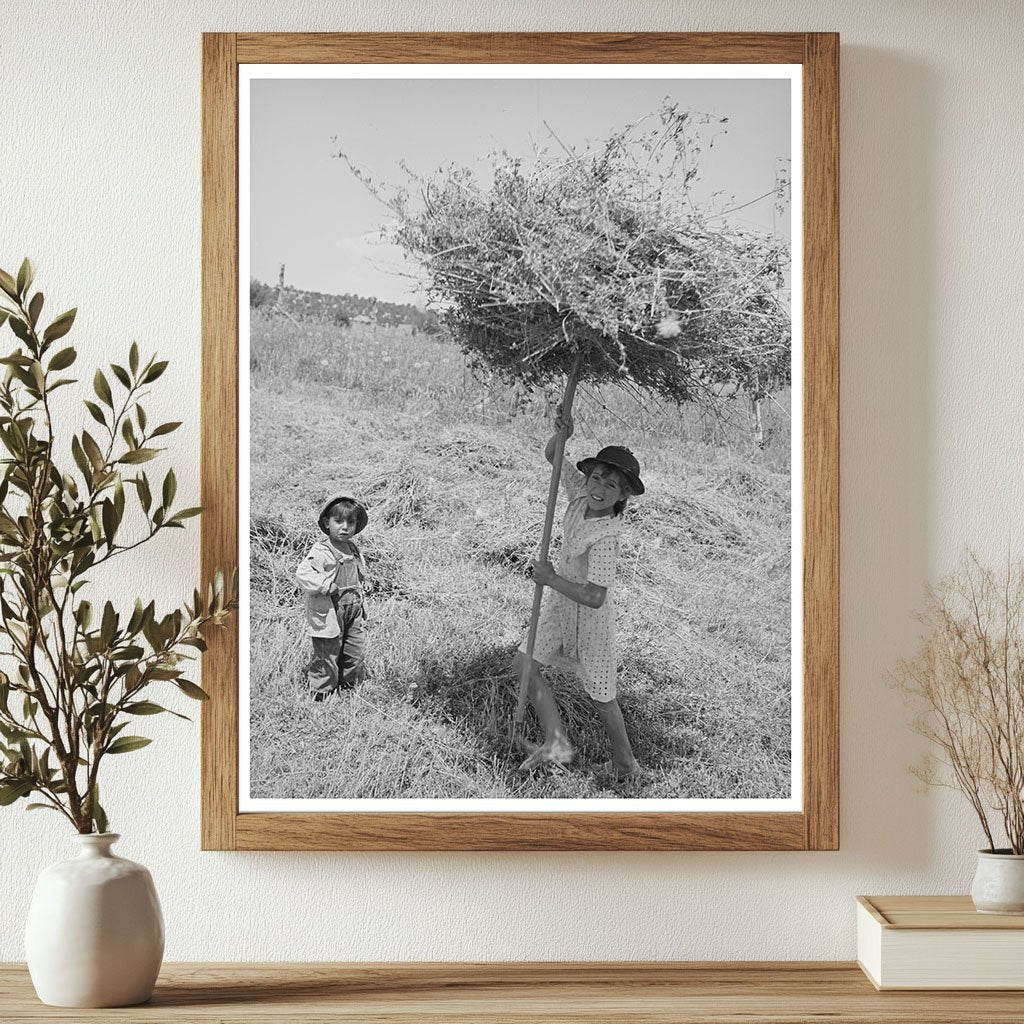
[306, 544, 366, 695]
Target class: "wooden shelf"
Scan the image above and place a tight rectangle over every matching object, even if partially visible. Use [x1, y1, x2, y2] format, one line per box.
[4, 962, 1024, 1022]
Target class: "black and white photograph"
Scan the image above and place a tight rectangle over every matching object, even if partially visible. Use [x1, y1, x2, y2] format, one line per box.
[239, 66, 801, 810]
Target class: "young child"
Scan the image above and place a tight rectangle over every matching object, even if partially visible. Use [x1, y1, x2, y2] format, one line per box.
[514, 410, 645, 782]
[295, 495, 370, 700]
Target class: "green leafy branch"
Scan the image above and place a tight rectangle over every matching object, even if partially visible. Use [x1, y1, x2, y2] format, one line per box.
[0, 259, 236, 833]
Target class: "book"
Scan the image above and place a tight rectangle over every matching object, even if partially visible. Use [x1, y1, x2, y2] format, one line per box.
[857, 895, 1024, 990]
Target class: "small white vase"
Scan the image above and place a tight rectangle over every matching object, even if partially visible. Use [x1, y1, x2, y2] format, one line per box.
[971, 849, 1024, 915]
[24, 833, 164, 1007]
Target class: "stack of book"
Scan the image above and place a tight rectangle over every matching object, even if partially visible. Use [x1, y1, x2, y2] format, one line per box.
[857, 895, 1024, 990]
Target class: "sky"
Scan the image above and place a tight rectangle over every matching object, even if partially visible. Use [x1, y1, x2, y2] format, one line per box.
[248, 73, 792, 304]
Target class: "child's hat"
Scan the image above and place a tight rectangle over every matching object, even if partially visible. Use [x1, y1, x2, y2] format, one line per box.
[577, 446, 645, 495]
[317, 494, 368, 535]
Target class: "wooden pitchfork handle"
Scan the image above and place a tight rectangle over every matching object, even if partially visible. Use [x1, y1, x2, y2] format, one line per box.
[514, 350, 583, 726]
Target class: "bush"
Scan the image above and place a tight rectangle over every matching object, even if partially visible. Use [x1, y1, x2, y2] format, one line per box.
[250, 278, 273, 309]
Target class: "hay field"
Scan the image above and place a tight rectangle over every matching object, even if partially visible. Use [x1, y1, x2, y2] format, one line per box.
[247, 311, 792, 800]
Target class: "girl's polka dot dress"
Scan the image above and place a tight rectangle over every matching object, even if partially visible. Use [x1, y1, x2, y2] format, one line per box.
[520, 455, 624, 701]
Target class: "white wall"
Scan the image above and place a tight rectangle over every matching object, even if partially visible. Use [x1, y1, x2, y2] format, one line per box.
[2, 0, 1021, 961]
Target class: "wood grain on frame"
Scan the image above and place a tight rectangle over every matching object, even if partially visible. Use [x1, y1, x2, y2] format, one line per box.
[801, 32, 840, 851]
[235, 32, 807, 65]
[234, 811, 806, 853]
[200, 32, 840, 851]
[200, 32, 239, 851]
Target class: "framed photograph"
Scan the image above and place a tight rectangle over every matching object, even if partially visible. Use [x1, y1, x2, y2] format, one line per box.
[201, 32, 838, 851]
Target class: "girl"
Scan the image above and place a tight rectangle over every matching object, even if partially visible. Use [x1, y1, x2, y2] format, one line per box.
[514, 409, 645, 782]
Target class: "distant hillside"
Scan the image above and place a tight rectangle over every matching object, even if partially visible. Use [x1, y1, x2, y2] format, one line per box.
[250, 278, 439, 332]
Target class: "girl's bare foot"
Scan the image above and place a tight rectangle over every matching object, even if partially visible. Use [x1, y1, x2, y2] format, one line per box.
[514, 736, 539, 759]
[594, 759, 641, 785]
[519, 735, 574, 772]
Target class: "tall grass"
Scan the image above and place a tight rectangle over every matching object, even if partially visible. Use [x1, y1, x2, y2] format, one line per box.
[248, 311, 792, 800]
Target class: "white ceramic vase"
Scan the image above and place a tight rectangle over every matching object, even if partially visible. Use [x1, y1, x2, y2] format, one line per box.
[24, 833, 164, 1007]
[970, 849, 1024, 915]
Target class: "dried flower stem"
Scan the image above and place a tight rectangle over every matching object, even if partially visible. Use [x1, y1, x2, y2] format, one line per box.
[895, 552, 1024, 853]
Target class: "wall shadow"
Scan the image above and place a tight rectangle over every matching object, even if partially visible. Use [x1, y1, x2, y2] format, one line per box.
[837, 47, 936, 869]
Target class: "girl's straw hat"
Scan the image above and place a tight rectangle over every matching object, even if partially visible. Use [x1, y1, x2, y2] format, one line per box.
[318, 494, 368, 535]
[577, 446, 645, 495]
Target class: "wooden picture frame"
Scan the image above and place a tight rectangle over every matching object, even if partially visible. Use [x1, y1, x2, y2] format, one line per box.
[201, 32, 838, 851]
